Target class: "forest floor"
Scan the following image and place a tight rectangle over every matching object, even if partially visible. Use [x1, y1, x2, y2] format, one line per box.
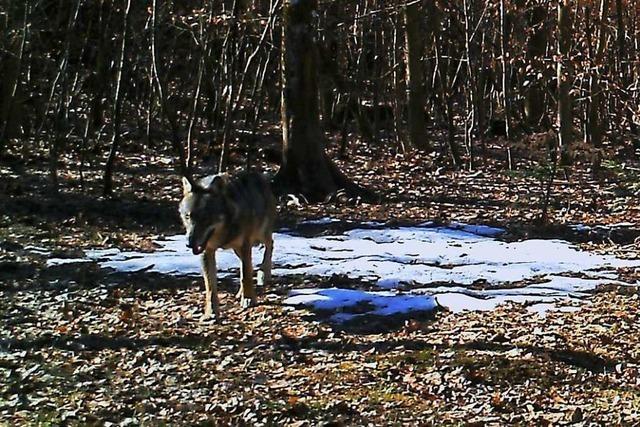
[1, 136, 640, 425]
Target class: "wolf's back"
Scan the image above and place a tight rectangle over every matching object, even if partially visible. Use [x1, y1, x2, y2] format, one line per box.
[226, 171, 276, 225]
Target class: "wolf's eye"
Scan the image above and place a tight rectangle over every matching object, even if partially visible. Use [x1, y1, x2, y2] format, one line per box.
[185, 213, 191, 220]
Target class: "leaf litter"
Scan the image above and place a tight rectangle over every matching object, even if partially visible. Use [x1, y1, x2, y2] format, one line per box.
[2, 145, 640, 424]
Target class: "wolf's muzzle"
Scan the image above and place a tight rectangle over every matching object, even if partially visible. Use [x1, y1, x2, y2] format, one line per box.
[186, 227, 215, 255]
[188, 244, 204, 255]
[187, 238, 204, 255]
[186, 236, 204, 255]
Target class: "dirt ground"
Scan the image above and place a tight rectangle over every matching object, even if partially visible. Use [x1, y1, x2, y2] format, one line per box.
[1, 139, 639, 425]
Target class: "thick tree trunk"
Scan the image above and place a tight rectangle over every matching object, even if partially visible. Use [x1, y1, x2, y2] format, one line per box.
[274, 0, 372, 202]
[404, 0, 430, 151]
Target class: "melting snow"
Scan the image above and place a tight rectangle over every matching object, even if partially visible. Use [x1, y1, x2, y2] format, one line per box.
[58, 222, 640, 321]
[299, 217, 342, 226]
[47, 258, 92, 266]
[285, 288, 437, 323]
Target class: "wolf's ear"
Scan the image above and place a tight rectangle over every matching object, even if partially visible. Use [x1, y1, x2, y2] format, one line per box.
[182, 176, 193, 195]
[203, 174, 228, 193]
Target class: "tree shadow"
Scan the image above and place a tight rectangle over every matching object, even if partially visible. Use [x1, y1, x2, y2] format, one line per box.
[0, 187, 181, 234]
[276, 333, 615, 374]
[0, 332, 241, 353]
[295, 309, 439, 335]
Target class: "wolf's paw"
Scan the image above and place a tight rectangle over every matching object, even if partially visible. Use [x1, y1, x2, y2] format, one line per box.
[257, 271, 270, 287]
[239, 296, 257, 309]
[200, 310, 221, 323]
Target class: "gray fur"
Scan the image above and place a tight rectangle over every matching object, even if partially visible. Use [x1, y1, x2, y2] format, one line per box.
[179, 171, 276, 320]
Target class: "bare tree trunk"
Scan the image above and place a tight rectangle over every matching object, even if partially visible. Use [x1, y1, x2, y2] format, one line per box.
[392, 3, 406, 153]
[245, 0, 280, 168]
[404, 0, 430, 151]
[499, 0, 513, 169]
[615, 0, 637, 135]
[0, 1, 29, 153]
[463, 0, 479, 169]
[352, 0, 373, 145]
[217, 0, 241, 173]
[103, 0, 132, 196]
[44, 0, 82, 192]
[434, 31, 461, 168]
[274, 0, 371, 202]
[150, 0, 189, 178]
[499, 0, 511, 140]
[587, 0, 609, 172]
[557, 0, 573, 165]
[186, 15, 207, 171]
[524, 4, 548, 128]
[80, 0, 108, 189]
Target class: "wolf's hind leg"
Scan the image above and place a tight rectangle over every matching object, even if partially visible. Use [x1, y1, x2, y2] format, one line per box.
[200, 250, 220, 321]
[257, 235, 273, 287]
[237, 242, 257, 308]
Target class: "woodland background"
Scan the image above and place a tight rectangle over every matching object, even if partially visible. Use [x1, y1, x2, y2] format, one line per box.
[2, 0, 640, 425]
[1, 0, 639, 200]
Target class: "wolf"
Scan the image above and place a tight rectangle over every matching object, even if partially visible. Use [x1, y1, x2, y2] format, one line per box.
[179, 171, 276, 321]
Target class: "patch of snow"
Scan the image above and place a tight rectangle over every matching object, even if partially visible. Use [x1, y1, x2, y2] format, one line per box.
[73, 222, 640, 318]
[414, 273, 623, 312]
[527, 275, 625, 293]
[432, 292, 549, 312]
[376, 277, 408, 289]
[581, 270, 620, 280]
[300, 217, 341, 225]
[284, 288, 437, 323]
[607, 222, 636, 228]
[570, 224, 592, 233]
[46, 258, 92, 267]
[526, 303, 582, 316]
[361, 220, 385, 226]
[448, 222, 505, 237]
[418, 221, 435, 227]
[25, 245, 51, 255]
[87, 236, 237, 277]
[571, 222, 637, 233]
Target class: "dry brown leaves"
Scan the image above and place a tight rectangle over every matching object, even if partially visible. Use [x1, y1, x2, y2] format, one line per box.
[1, 140, 640, 424]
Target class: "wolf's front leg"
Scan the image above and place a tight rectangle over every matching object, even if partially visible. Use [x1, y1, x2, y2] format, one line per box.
[257, 236, 273, 287]
[200, 249, 220, 321]
[237, 242, 257, 309]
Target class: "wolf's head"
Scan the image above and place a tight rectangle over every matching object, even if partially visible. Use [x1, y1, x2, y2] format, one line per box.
[179, 175, 230, 255]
